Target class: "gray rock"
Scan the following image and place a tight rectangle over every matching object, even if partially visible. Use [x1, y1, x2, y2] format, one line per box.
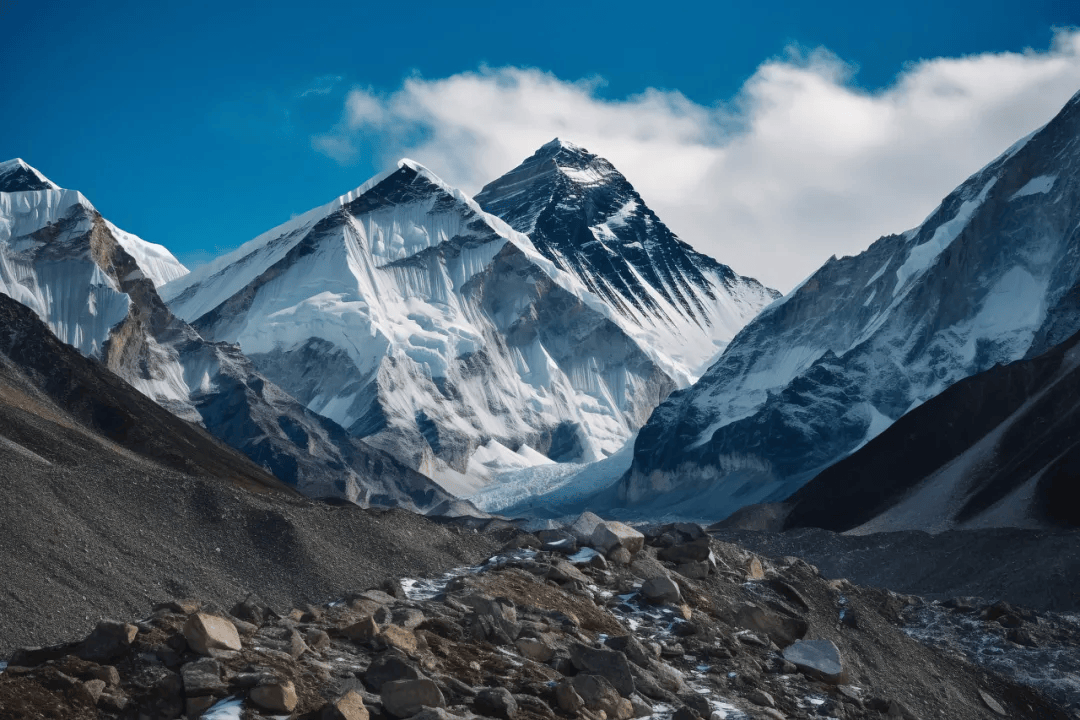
[604, 634, 654, 669]
[474, 687, 518, 719]
[77, 620, 138, 662]
[978, 690, 1007, 716]
[180, 658, 225, 697]
[747, 689, 776, 708]
[364, 653, 425, 691]
[658, 538, 711, 564]
[566, 512, 605, 543]
[570, 643, 636, 696]
[640, 576, 681, 605]
[676, 561, 709, 579]
[381, 678, 446, 719]
[783, 639, 845, 684]
[537, 529, 578, 554]
[735, 604, 808, 648]
[591, 522, 645, 556]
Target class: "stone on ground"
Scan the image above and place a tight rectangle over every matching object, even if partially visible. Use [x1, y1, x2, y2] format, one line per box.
[183, 613, 242, 655]
[640, 575, 681, 605]
[251, 680, 298, 713]
[782, 639, 844, 684]
[324, 690, 370, 720]
[381, 678, 446, 718]
[591, 521, 645, 556]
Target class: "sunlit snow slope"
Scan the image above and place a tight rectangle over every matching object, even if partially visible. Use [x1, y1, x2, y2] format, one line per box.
[621, 90, 1080, 519]
[162, 160, 682, 494]
[476, 139, 779, 384]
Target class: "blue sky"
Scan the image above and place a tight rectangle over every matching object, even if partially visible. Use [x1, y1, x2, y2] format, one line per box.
[3, 0, 1080, 289]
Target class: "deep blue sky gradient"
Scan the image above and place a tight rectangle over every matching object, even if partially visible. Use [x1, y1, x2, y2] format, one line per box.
[3, 0, 1077, 266]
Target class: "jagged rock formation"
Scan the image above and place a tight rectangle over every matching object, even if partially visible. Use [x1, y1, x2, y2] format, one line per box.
[476, 139, 778, 383]
[162, 160, 699, 494]
[621, 90, 1080, 519]
[0, 160, 459, 509]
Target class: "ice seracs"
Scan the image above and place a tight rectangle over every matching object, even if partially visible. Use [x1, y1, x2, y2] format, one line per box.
[619, 89, 1080, 520]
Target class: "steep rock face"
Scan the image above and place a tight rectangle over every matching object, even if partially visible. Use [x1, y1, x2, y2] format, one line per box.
[621, 90, 1080, 517]
[162, 161, 677, 494]
[0, 291, 291, 494]
[475, 139, 779, 383]
[0, 163, 458, 510]
[784, 326, 1080, 533]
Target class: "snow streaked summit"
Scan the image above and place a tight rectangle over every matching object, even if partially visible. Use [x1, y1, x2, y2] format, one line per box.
[475, 139, 779, 383]
[161, 159, 681, 494]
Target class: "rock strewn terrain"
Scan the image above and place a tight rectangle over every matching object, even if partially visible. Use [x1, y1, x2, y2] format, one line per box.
[3, 518, 1073, 719]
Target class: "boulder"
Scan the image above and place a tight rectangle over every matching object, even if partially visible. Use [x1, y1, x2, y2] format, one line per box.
[251, 680, 298, 713]
[604, 634, 653, 669]
[364, 653, 425, 691]
[378, 626, 419, 654]
[676, 561, 709, 579]
[640, 576, 681, 605]
[548, 559, 590, 585]
[782, 639, 845, 684]
[591, 522, 645, 556]
[515, 636, 555, 662]
[307, 629, 331, 650]
[735, 604, 808, 648]
[566, 512, 605, 543]
[381, 678, 446, 718]
[537, 529, 578, 554]
[183, 613, 241, 655]
[344, 616, 380, 642]
[555, 679, 584, 713]
[474, 687, 518, 720]
[571, 673, 633, 720]
[658, 538, 711, 564]
[77, 620, 138, 662]
[180, 658, 226, 696]
[324, 690, 370, 720]
[570, 643, 636, 696]
[609, 547, 633, 566]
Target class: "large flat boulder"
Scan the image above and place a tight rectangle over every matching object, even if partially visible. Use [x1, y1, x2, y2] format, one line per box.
[591, 522, 645, 556]
[782, 639, 845, 684]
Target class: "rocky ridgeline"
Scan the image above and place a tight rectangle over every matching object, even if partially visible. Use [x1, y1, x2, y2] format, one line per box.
[0, 514, 1071, 720]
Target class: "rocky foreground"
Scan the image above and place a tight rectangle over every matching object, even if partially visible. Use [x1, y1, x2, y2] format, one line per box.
[2, 516, 1076, 720]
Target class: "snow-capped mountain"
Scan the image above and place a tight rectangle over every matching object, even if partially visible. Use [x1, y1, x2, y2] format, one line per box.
[475, 139, 779, 383]
[161, 158, 705, 494]
[0, 160, 459, 510]
[784, 323, 1080, 534]
[620, 90, 1080, 518]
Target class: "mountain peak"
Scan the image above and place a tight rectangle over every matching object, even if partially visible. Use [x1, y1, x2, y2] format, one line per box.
[0, 158, 60, 192]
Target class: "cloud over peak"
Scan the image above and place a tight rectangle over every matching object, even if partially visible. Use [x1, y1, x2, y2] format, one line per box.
[314, 30, 1080, 291]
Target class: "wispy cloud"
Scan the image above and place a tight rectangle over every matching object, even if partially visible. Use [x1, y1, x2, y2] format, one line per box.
[313, 30, 1080, 291]
[299, 74, 343, 98]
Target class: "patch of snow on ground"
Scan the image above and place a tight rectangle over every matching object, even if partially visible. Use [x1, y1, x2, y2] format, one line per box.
[200, 696, 243, 720]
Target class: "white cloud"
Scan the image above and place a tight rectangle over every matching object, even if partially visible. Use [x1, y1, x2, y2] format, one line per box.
[313, 31, 1080, 291]
[299, 74, 343, 97]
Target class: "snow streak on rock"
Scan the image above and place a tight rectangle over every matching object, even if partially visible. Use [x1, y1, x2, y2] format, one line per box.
[621, 90, 1080, 521]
